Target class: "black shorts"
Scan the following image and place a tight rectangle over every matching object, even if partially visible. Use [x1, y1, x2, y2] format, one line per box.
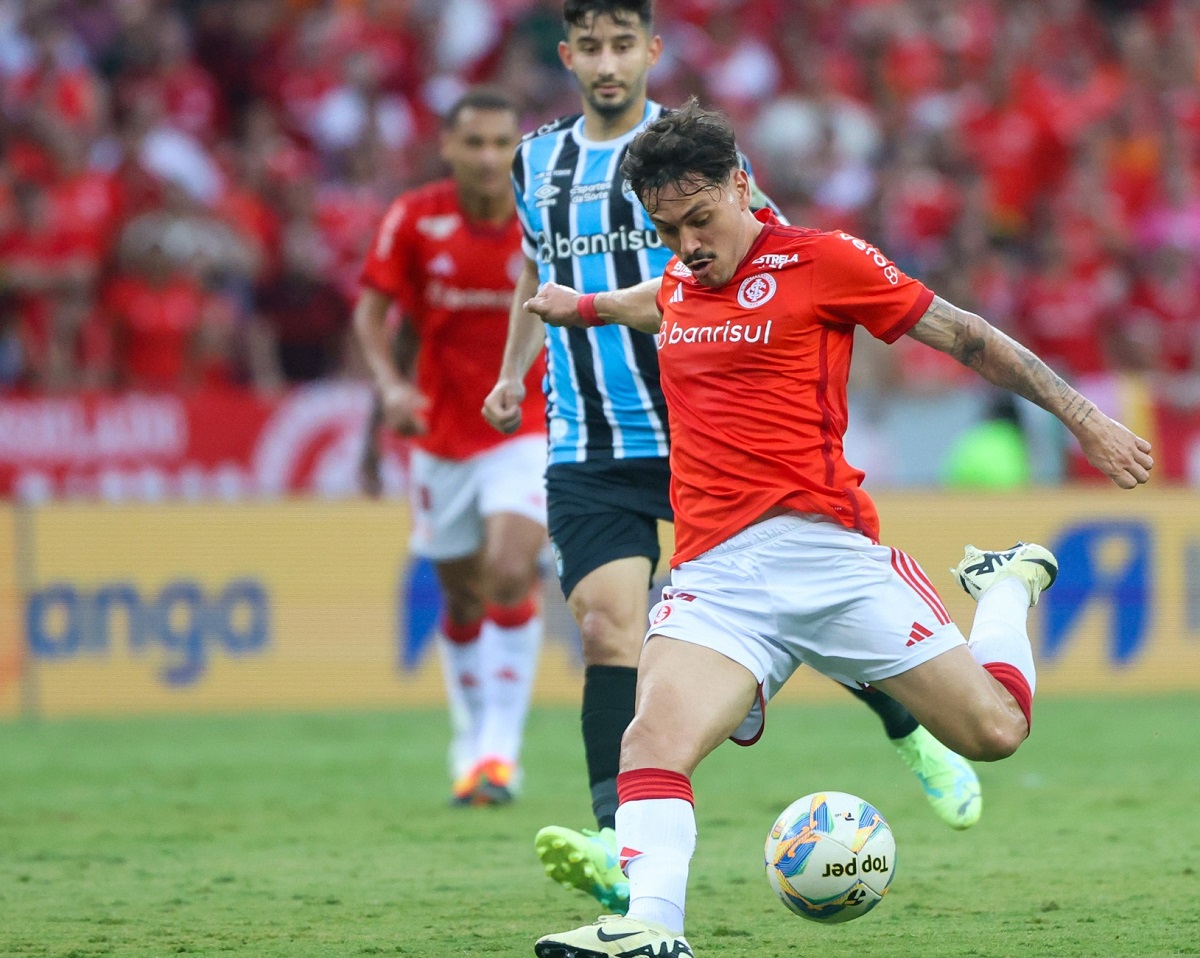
[546, 457, 674, 598]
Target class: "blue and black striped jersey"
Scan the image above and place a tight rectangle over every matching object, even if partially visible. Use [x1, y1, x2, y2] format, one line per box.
[513, 99, 773, 465]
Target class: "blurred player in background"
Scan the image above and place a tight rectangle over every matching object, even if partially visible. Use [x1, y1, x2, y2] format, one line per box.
[482, 0, 981, 915]
[356, 87, 547, 807]
[529, 100, 1152, 957]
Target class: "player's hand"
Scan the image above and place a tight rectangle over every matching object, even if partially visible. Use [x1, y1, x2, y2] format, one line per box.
[1077, 415, 1154, 489]
[482, 378, 525, 434]
[379, 381, 429, 436]
[525, 282, 588, 328]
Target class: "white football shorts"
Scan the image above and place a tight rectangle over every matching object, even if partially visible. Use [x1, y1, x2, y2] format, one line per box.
[408, 434, 547, 561]
[646, 514, 966, 744]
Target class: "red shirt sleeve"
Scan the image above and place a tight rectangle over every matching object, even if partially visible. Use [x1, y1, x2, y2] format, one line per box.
[359, 196, 419, 313]
[811, 232, 934, 343]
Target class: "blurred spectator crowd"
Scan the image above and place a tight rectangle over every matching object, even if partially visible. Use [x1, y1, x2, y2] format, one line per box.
[1, 0, 1198, 412]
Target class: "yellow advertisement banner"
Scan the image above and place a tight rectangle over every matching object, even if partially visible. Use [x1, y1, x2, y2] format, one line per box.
[4, 489, 1199, 718]
[15, 501, 586, 717]
[0, 504, 21, 719]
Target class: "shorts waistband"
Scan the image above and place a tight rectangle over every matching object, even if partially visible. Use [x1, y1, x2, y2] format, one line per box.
[700, 513, 836, 558]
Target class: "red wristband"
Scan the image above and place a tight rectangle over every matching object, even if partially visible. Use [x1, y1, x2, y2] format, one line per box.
[577, 293, 605, 327]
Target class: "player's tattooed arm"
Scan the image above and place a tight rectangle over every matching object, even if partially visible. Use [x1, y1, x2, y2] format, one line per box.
[906, 296, 1072, 412]
[907, 295, 1154, 489]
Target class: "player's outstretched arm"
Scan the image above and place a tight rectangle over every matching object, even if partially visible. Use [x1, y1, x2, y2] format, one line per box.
[483, 256, 544, 435]
[524, 277, 664, 333]
[906, 295, 1154, 489]
[353, 287, 429, 436]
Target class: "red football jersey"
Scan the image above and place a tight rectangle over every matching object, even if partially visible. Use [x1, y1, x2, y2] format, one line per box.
[104, 273, 207, 389]
[360, 180, 546, 459]
[656, 211, 934, 565]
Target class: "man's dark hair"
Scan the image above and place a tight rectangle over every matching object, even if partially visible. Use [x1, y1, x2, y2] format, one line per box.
[443, 86, 518, 129]
[622, 98, 739, 207]
[563, 0, 653, 32]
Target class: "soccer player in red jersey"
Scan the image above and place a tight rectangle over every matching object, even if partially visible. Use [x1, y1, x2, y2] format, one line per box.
[528, 100, 1153, 958]
[487, 3, 983, 920]
[355, 88, 547, 807]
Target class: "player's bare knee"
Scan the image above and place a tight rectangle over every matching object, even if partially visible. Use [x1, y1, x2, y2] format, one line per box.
[620, 713, 692, 774]
[441, 586, 485, 626]
[577, 607, 641, 665]
[963, 721, 1026, 762]
[483, 559, 537, 608]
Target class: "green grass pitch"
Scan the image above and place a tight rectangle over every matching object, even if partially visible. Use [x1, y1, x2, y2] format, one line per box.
[1, 696, 1197, 957]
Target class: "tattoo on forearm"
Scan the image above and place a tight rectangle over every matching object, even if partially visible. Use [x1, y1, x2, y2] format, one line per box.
[915, 297, 1093, 427]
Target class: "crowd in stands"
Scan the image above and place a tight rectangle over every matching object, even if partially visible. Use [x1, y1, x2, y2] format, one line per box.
[1, 0, 1197, 411]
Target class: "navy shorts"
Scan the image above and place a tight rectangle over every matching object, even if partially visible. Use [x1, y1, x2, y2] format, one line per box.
[546, 458, 673, 598]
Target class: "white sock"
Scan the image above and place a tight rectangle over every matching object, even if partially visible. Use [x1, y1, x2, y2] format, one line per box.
[476, 615, 541, 765]
[436, 633, 483, 778]
[618, 797, 696, 934]
[968, 577, 1037, 695]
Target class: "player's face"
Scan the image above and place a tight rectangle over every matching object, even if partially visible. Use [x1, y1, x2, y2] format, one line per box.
[441, 107, 521, 202]
[644, 170, 754, 287]
[558, 13, 662, 120]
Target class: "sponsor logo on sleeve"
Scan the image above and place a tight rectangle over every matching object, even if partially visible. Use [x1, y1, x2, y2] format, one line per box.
[837, 232, 899, 285]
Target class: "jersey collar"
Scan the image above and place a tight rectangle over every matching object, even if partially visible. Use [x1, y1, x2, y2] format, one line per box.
[571, 101, 662, 150]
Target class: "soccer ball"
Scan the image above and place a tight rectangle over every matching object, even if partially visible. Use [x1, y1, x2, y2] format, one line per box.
[764, 791, 896, 924]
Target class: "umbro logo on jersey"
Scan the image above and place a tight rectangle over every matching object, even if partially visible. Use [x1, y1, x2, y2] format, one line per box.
[427, 253, 455, 276]
[669, 284, 684, 304]
[737, 273, 777, 309]
[534, 184, 561, 207]
[751, 253, 798, 269]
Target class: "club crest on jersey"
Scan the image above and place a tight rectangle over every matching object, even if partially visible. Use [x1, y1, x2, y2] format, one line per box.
[670, 261, 693, 278]
[737, 273, 777, 309]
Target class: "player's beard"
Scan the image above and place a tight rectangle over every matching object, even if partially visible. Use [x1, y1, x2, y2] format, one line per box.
[582, 76, 644, 121]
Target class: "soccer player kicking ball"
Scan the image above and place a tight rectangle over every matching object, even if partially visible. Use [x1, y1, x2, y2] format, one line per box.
[356, 88, 548, 807]
[526, 100, 1153, 957]
[486, 0, 984, 918]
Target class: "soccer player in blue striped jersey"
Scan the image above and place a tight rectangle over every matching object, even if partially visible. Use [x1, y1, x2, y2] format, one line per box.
[483, 0, 982, 915]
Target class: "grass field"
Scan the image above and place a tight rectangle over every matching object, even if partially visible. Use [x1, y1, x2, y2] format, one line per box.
[1, 696, 1197, 958]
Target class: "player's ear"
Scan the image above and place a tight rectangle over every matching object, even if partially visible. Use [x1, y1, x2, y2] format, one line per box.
[646, 33, 663, 67]
[733, 169, 751, 209]
[558, 40, 573, 71]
